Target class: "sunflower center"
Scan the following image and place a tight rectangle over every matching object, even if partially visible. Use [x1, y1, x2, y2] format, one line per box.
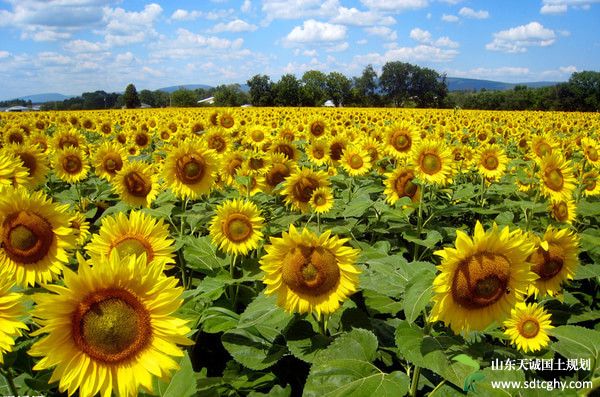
[392, 132, 410, 151]
[544, 168, 564, 191]
[281, 245, 340, 296]
[135, 133, 149, 147]
[266, 163, 290, 187]
[224, 214, 253, 243]
[329, 142, 345, 161]
[588, 147, 599, 162]
[18, 152, 37, 176]
[293, 176, 319, 203]
[313, 147, 325, 159]
[124, 171, 151, 198]
[537, 142, 552, 157]
[394, 171, 418, 198]
[72, 289, 151, 364]
[103, 155, 123, 174]
[520, 319, 540, 338]
[421, 153, 442, 175]
[220, 115, 234, 129]
[2, 211, 54, 264]
[483, 154, 499, 170]
[274, 143, 295, 160]
[530, 243, 564, 280]
[249, 157, 264, 170]
[64, 155, 83, 174]
[554, 202, 568, 220]
[311, 122, 325, 137]
[251, 130, 264, 142]
[452, 252, 511, 309]
[349, 154, 364, 169]
[113, 237, 152, 260]
[176, 155, 206, 184]
[313, 193, 327, 207]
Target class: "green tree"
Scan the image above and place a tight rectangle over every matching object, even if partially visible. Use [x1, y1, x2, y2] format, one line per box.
[380, 61, 413, 107]
[326, 71, 352, 107]
[274, 74, 301, 106]
[139, 89, 156, 107]
[213, 84, 249, 107]
[123, 83, 141, 108]
[300, 70, 328, 106]
[353, 64, 380, 106]
[171, 88, 198, 107]
[409, 67, 447, 108]
[247, 74, 274, 106]
[568, 71, 600, 111]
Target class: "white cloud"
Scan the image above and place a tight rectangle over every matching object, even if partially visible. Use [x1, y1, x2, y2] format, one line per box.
[170, 9, 203, 21]
[142, 66, 163, 77]
[540, 4, 568, 13]
[354, 44, 458, 66]
[365, 26, 398, 41]
[435, 36, 459, 48]
[285, 19, 346, 44]
[326, 42, 350, 52]
[211, 19, 258, 33]
[458, 7, 489, 19]
[21, 29, 72, 42]
[115, 52, 135, 64]
[439, 0, 464, 4]
[0, 51, 10, 59]
[448, 67, 531, 80]
[442, 14, 459, 22]
[330, 7, 395, 26]
[360, 0, 429, 11]
[64, 39, 106, 53]
[102, 3, 162, 46]
[356, 39, 368, 45]
[410, 28, 431, 43]
[559, 65, 578, 73]
[262, 0, 339, 22]
[486, 22, 556, 53]
[241, 0, 252, 13]
[149, 28, 247, 61]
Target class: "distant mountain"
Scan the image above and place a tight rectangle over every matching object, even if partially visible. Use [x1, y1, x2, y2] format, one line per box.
[446, 77, 559, 92]
[10, 93, 74, 103]
[157, 84, 213, 93]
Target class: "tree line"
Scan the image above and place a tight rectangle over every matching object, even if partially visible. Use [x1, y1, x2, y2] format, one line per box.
[33, 64, 600, 112]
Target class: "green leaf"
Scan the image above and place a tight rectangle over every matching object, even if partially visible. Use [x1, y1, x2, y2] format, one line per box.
[578, 200, 600, 217]
[363, 289, 403, 315]
[573, 264, 600, 280]
[403, 269, 435, 323]
[342, 194, 373, 218]
[181, 235, 228, 272]
[221, 327, 287, 370]
[395, 321, 474, 388]
[466, 367, 526, 396]
[494, 211, 514, 226]
[304, 329, 409, 396]
[402, 230, 443, 249]
[286, 320, 330, 363]
[248, 384, 292, 397]
[237, 294, 292, 341]
[550, 325, 600, 374]
[360, 256, 436, 297]
[200, 306, 239, 333]
[304, 361, 410, 397]
[159, 352, 196, 397]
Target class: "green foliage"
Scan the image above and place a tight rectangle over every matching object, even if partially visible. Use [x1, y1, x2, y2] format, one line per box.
[123, 83, 141, 108]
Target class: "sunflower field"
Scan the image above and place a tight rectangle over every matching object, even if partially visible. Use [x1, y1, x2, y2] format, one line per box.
[0, 107, 599, 397]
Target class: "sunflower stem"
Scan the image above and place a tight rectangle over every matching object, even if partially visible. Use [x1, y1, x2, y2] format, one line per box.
[413, 183, 426, 261]
[479, 173, 486, 208]
[409, 365, 421, 397]
[316, 212, 321, 234]
[0, 368, 18, 397]
[317, 314, 328, 336]
[229, 254, 238, 309]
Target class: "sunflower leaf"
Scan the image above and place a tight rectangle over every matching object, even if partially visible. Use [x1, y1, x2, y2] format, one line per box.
[549, 325, 600, 375]
[158, 352, 196, 397]
[182, 235, 228, 272]
[403, 269, 435, 323]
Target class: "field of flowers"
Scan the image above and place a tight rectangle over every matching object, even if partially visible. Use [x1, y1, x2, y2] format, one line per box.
[0, 107, 598, 396]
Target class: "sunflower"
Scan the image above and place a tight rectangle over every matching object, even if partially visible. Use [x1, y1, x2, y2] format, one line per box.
[549, 199, 577, 224]
[582, 170, 600, 196]
[0, 278, 28, 364]
[281, 168, 330, 213]
[327, 135, 347, 163]
[52, 147, 90, 184]
[0, 152, 30, 188]
[209, 199, 264, 256]
[538, 153, 576, 201]
[244, 126, 270, 149]
[0, 187, 74, 287]
[264, 153, 296, 193]
[528, 226, 579, 298]
[503, 302, 553, 353]
[308, 118, 327, 139]
[203, 128, 231, 155]
[306, 139, 330, 166]
[476, 144, 508, 181]
[29, 252, 193, 397]
[234, 169, 266, 197]
[112, 161, 159, 208]
[52, 128, 85, 150]
[340, 145, 372, 176]
[217, 111, 237, 130]
[309, 186, 334, 214]
[86, 210, 175, 269]
[69, 211, 91, 246]
[580, 137, 599, 166]
[3, 143, 49, 188]
[430, 221, 536, 334]
[383, 166, 420, 205]
[220, 151, 245, 186]
[384, 122, 421, 160]
[271, 139, 300, 162]
[260, 225, 360, 317]
[162, 140, 220, 200]
[530, 133, 557, 160]
[93, 141, 126, 181]
[412, 139, 454, 186]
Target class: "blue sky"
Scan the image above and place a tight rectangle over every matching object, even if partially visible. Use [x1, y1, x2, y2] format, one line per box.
[1, 0, 599, 100]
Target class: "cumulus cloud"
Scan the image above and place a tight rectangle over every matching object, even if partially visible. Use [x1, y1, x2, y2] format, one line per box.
[486, 22, 556, 53]
[64, 39, 107, 53]
[170, 9, 203, 21]
[262, 0, 339, 22]
[354, 44, 458, 66]
[409, 28, 459, 48]
[448, 67, 531, 80]
[365, 26, 398, 41]
[410, 28, 432, 43]
[458, 7, 489, 19]
[330, 6, 396, 26]
[360, 0, 429, 11]
[540, 4, 568, 13]
[285, 19, 347, 44]
[149, 28, 247, 60]
[540, 0, 600, 14]
[0, 51, 10, 59]
[442, 14, 459, 22]
[102, 3, 163, 46]
[241, 0, 252, 13]
[210, 19, 258, 33]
